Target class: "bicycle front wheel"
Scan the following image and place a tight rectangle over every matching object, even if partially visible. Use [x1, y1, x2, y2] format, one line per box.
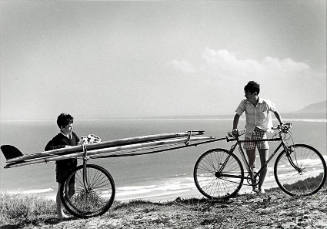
[194, 148, 244, 199]
[274, 144, 326, 196]
[60, 164, 115, 218]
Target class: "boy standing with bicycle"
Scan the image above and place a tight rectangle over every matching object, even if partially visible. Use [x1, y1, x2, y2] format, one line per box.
[45, 113, 79, 219]
[232, 81, 283, 193]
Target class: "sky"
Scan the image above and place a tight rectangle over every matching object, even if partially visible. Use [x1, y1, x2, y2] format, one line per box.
[0, 0, 326, 121]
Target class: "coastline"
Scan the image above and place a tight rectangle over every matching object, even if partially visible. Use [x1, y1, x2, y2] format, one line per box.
[0, 169, 285, 203]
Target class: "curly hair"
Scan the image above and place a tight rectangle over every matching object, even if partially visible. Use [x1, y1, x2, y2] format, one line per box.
[244, 81, 260, 94]
[57, 113, 74, 128]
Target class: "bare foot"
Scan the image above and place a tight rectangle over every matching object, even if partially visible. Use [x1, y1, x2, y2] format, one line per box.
[255, 187, 266, 194]
[258, 187, 266, 194]
[58, 211, 69, 220]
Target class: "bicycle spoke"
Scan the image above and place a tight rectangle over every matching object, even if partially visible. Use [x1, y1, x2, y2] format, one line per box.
[61, 164, 115, 218]
[274, 144, 326, 196]
[194, 149, 244, 199]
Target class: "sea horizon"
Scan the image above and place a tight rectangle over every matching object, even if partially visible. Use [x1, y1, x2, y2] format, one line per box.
[0, 111, 326, 123]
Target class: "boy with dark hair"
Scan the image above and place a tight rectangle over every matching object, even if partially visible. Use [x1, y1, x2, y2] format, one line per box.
[232, 81, 283, 193]
[45, 113, 79, 219]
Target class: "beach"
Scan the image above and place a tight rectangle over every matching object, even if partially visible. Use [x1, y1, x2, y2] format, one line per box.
[0, 118, 326, 202]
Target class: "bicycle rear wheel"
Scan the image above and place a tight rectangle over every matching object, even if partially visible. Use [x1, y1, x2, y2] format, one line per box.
[60, 164, 115, 218]
[274, 144, 326, 196]
[194, 148, 244, 199]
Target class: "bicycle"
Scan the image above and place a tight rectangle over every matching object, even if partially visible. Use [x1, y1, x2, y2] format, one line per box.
[60, 136, 116, 218]
[57, 131, 212, 218]
[2, 130, 215, 218]
[193, 123, 327, 199]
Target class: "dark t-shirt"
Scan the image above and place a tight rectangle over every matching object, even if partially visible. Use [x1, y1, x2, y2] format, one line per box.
[45, 132, 79, 183]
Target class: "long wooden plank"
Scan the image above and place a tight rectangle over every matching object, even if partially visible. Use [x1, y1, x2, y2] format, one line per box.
[6, 131, 205, 163]
[5, 135, 213, 168]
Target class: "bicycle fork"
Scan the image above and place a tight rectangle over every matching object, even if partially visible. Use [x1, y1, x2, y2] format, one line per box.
[284, 145, 303, 174]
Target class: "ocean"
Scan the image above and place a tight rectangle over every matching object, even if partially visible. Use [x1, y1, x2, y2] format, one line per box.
[0, 117, 326, 202]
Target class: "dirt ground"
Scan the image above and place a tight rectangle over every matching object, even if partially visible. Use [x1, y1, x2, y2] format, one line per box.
[9, 189, 327, 229]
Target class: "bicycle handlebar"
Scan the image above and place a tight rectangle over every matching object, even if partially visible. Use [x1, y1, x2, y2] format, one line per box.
[226, 130, 245, 142]
[271, 122, 292, 133]
[226, 123, 292, 142]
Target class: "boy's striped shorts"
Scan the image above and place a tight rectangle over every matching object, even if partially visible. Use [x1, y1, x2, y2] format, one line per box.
[243, 128, 269, 150]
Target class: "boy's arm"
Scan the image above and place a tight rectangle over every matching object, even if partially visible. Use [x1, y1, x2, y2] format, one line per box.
[45, 140, 66, 151]
[232, 114, 240, 135]
[233, 114, 240, 129]
[233, 100, 245, 135]
[273, 111, 283, 125]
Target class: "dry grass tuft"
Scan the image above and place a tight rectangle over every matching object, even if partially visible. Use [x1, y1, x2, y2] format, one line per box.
[0, 193, 56, 225]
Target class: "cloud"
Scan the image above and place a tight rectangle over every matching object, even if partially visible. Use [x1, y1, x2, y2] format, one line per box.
[169, 48, 324, 112]
[170, 48, 312, 87]
[170, 59, 196, 74]
[200, 48, 311, 79]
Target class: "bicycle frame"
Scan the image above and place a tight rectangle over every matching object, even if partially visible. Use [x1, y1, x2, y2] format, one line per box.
[194, 123, 326, 200]
[228, 134, 290, 186]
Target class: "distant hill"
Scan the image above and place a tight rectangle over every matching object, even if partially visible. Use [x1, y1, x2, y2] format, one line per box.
[297, 100, 326, 114]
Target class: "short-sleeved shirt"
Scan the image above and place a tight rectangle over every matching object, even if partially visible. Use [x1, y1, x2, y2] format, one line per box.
[45, 132, 79, 183]
[235, 98, 277, 137]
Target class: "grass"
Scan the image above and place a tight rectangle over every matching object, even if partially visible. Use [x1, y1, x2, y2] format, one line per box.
[0, 174, 326, 227]
[269, 172, 327, 193]
[283, 173, 326, 192]
[0, 193, 56, 226]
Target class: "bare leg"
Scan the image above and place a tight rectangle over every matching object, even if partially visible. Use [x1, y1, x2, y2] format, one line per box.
[246, 149, 256, 170]
[246, 149, 256, 191]
[258, 149, 268, 191]
[56, 183, 68, 219]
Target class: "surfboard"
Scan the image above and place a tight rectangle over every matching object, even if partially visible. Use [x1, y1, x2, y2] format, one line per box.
[4, 135, 215, 168]
[2, 131, 205, 164]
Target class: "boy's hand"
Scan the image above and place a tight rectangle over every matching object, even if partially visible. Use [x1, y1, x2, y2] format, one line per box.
[231, 129, 239, 137]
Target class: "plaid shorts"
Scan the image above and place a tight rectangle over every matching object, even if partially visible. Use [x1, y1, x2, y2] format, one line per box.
[243, 128, 269, 150]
